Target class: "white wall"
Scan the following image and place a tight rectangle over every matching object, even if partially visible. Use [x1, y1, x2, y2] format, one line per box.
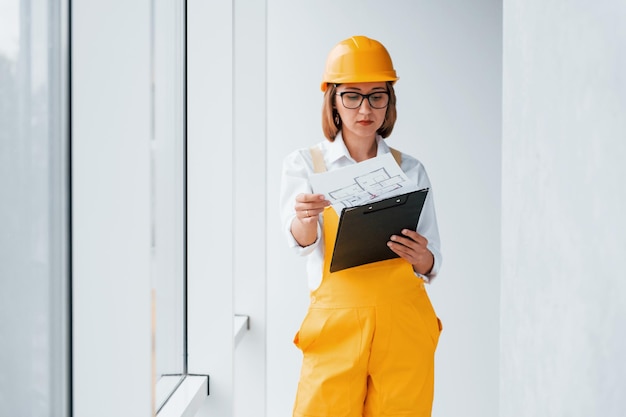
[266, 1, 502, 417]
[501, 1, 626, 416]
[232, 0, 267, 416]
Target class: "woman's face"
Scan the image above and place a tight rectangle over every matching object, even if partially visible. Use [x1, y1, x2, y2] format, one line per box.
[335, 82, 389, 142]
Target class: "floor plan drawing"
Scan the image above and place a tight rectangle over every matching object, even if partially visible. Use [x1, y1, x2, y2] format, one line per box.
[309, 152, 417, 214]
[329, 167, 406, 208]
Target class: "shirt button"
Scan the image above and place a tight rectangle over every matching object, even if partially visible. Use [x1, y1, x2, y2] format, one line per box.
[311, 296, 317, 304]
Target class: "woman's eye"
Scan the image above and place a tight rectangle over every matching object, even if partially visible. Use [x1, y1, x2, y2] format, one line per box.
[344, 93, 361, 101]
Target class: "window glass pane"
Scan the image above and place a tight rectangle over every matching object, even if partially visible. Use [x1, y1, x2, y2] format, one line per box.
[0, 0, 70, 416]
[151, 0, 186, 410]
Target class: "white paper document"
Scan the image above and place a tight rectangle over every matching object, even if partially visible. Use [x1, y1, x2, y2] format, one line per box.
[309, 152, 418, 214]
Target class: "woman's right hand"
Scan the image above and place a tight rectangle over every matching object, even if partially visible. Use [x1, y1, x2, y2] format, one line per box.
[294, 193, 330, 224]
[290, 193, 330, 247]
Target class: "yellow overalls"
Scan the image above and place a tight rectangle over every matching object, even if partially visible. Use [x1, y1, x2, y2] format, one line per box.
[292, 149, 442, 417]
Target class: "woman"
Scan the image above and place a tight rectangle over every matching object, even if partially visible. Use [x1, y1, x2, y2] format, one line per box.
[280, 35, 443, 417]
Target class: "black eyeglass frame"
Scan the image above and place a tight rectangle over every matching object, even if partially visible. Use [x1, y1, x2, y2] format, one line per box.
[335, 91, 390, 109]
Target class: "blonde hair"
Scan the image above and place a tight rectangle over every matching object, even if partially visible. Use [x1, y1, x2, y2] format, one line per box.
[321, 82, 397, 141]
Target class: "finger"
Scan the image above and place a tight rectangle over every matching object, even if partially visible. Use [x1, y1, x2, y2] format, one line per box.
[294, 195, 331, 219]
[387, 240, 411, 256]
[295, 205, 327, 220]
[297, 208, 315, 219]
[295, 193, 327, 203]
[387, 241, 417, 263]
[389, 234, 422, 250]
[298, 214, 318, 224]
[388, 240, 430, 265]
[399, 229, 429, 246]
[295, 204, 325, 218]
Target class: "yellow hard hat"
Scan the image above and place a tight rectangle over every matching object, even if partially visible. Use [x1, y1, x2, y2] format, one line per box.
[321, 35, 399, 92]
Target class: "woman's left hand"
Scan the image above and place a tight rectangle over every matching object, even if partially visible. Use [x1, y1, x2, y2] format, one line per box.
[387, 229, 434, 275]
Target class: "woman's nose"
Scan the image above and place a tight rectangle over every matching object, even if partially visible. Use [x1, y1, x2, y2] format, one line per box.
[359, 98, 372, 113]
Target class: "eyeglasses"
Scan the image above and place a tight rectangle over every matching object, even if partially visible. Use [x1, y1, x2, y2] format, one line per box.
[336, 91, 390, 109]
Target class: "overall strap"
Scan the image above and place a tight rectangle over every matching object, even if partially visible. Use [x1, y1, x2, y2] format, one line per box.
[309, 145, 402, 174]
[309, 146, 327, 173]
[390, 147, 402, 167]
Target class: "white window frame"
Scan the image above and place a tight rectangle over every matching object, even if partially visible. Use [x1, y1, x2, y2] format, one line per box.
[72, 0, 235, 416]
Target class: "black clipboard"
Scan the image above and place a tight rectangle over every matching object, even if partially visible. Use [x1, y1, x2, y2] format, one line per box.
[329, 188, 429, 273]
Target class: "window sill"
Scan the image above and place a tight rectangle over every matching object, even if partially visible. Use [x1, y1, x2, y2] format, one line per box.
[157, 375, 208, 417]
[234, 314, 249, 347]
[155, 314, 247, 416]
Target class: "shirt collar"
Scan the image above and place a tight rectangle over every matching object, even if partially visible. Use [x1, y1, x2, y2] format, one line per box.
[327, 132, 390, 164]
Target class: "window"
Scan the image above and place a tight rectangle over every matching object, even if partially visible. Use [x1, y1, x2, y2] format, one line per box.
[0, 0, 70, 415]
[151, 0, 187, 411]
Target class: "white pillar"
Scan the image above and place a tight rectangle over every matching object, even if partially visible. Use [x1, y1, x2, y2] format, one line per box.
[187, 0, 235, 416]
[501, 1, 626, 416]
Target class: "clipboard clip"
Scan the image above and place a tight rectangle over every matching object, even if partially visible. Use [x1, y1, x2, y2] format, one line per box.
[364, 195, 408, 213]
[363, 188, 429, 214]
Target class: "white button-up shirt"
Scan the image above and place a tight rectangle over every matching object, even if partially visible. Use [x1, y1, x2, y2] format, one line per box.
[279, 133, 442, 291]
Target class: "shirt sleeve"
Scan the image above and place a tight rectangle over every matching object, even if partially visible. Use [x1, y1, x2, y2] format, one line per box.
[279, 149, 322, 256]
[401, 155, 443, 282]
[419, 186, 443, 282]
